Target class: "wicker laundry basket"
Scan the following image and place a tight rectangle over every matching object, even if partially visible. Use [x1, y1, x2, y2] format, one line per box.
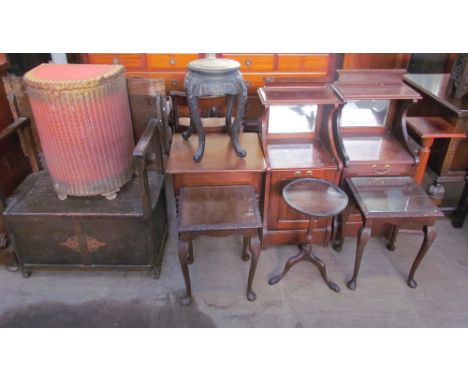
[24, 64, 134, 200]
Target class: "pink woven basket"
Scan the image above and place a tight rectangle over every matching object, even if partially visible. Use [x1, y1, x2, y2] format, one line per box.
[25, 64, 134, 200]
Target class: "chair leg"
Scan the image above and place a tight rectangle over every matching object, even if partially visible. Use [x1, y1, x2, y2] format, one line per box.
[246, 236, 261, 301]
[177, 240, 192, 305]
[407, 225, 436, 288]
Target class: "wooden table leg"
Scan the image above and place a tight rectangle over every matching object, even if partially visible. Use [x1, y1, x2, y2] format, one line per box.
[332, 203, 351, 252]
[269, 218, 340, 293]
[242, 236, 250, 261]
[386, 225, 400, 251]
[347, 222, 372, 290]
[407, 225, 436, 288]
[246, 236, 261, 301]
[307, 247, 340, 293]
[177, 239, 192, 305]
[452, 177, 468, 228]
[188, 239, 194, 264]
[268, 249, 307, 286]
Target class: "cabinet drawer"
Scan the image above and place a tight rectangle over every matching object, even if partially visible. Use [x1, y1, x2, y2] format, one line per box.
[277, 54, 330, 72]
[127, 71, 185, 92]
[345, 162, 414, 177]
[271, 169, 335, 182]
[147, 54, 199, 69]
[88, 54, 146, 69]
[222, 54, 274, 72]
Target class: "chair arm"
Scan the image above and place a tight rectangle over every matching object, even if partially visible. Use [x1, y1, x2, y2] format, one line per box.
[133, 118, 159, 159]
[0, 117, 29, 143]
[0, 117, 40, 172]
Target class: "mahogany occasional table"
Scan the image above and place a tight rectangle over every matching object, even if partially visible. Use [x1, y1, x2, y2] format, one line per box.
[339, 176, 444, 290]
[268, 178, 348, 293]
[176, 185, 262, 305]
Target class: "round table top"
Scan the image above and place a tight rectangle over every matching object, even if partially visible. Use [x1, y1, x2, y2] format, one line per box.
[282, 178, 348, 218]
[188, 58, 240, 75]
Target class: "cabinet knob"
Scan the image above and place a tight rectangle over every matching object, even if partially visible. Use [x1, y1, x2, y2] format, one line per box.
[169, 58, 176, 65]
[171, 80, 178, 86]
[294, 171, 301, 176]
[306, 170, 313, 176]
[245, 59, 252, 67]
[246, 81, 252, 87]
[112, 57, 121, 64]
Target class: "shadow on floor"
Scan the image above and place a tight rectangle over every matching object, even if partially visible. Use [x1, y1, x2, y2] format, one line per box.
[0, 299, 216, 328]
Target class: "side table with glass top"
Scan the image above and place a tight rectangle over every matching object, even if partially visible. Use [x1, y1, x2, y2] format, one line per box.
[335, 176, 444, 290]
[268, 178, 348, 293]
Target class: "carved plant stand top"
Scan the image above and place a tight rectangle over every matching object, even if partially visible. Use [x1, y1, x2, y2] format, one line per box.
[184, 57, 248, 162]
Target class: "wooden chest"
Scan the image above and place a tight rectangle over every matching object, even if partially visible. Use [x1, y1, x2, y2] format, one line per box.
[3, 170, 167, 278]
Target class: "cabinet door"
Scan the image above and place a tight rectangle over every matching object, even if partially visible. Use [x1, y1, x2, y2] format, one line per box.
[268, 170, 335, 230]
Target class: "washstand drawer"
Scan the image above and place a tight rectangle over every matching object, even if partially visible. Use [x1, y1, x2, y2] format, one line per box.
[271, 169, 335, 182]
[221, 54, 275, 72]
[346, 162, 414, 177]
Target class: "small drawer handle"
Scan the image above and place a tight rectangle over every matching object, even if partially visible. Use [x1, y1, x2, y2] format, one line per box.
[171, 80, 178, 86]
[112, 57, 121, 64]
[372, 164, 390, 175]
[246, 81, 252, 87]
[294, 171, 301, 176]
[169, 58, 176, 65]
[245, 59, 252, 67]
[306, 170, 313, 176]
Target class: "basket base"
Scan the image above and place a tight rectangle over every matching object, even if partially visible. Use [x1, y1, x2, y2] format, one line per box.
[55, 187, 121, 201]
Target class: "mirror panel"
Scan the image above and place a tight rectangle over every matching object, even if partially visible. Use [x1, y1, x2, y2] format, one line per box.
[268, 104, 317, 134]
[340, 99, 390, 128]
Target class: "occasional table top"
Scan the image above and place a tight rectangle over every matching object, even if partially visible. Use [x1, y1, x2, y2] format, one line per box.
[282, 178, 348, 218]
[188, 58, 240, 75]
[177, 185, 262, 233]
[347, 176, 443, 218]
[404, 74, 468, 117]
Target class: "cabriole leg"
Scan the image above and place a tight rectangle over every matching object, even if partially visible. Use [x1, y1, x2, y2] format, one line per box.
[407, 225, 436, 288]
[347, 224, 371, 290]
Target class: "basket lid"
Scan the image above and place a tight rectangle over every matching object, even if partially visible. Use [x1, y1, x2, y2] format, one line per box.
[24, 64, 125, 91]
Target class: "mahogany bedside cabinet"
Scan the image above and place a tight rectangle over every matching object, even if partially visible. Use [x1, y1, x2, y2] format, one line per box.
[3, 119, 168, 278]
[258, 79, 343, 248]
[331, 69, 424, 245]
[338, 176, 443, 290]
